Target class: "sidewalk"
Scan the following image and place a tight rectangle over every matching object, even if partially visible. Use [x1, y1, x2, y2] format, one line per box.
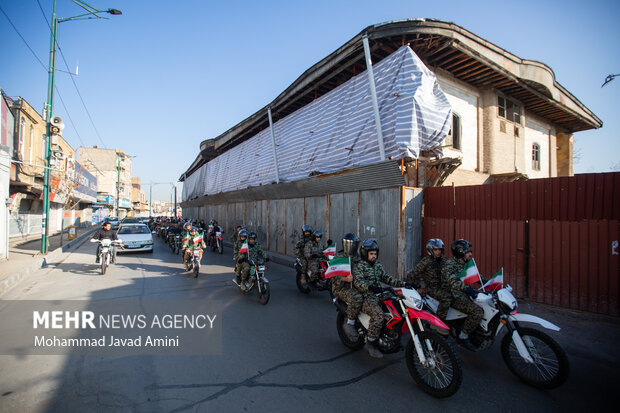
[0, 226, 97, 296]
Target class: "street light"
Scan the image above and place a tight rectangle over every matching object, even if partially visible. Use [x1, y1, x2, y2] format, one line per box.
[41, 0, 122, 253]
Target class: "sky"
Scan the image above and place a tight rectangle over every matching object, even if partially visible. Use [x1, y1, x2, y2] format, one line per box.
[1, 0, 619, 201]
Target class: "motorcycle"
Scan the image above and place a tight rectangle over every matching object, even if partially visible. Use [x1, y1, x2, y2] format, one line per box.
[295, 257, 332, 295]
[185, 247, 203, 278]
[172, 234, 182, 255]
[424, 284, 569, 389]
[233, 258, 270, 305]
[334, 286, 462, 398]
[212, 229, 224, 254]
[93, 239, 121, 275]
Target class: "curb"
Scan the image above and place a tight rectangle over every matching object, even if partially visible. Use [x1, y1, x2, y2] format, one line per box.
[0, 227, 98, 297]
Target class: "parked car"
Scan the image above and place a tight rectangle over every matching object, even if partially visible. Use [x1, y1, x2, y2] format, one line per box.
[106, 217, 120, 229]
[116, 224, 154, 253]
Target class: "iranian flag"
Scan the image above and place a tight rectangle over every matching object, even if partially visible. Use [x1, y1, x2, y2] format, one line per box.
[323, 244, 336, 258]
[193, 232, 204, 243]
[458, 258, 482, 285]
[324, 257, 351, 279]
[480, 268, 504, 291]
[182, 234, 189, 242]
[238, 242, 249, 254]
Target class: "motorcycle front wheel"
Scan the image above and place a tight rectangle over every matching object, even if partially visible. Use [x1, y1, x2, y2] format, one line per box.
[336, 312, 365, 350]
[101, 253, 107, 275]
[406, 331, 462, 398]
[193, 261, 200, 278]
[501, 327, 569, 389]
[218, 242, 223, 254]
[257, 281, 270, 305]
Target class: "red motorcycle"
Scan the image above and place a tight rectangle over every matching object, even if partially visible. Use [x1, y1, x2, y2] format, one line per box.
[334, 286, 462, 398]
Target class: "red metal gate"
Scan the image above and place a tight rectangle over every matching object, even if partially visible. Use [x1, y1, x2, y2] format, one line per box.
[423, 173, 620, 316]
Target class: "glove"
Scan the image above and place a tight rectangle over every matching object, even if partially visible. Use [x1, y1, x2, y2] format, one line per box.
[311, 253, 321, 259]
[326, 239, 333, 246]
[465, 286, 478, 298]
[265, 257, 270, 262]
[368, 285, 383, 294]
[405, 282, 415, 289]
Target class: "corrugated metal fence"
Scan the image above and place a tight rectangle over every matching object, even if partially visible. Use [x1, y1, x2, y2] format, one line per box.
[184, 187, 423, 278]
[423, 173, 620, 316]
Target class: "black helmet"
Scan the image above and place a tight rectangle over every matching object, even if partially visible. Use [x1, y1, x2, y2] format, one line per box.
[451, 239, 472, 259]
[190, 226, 198, 233]
[342, 233, 360, 257]
[426, 238, 445, 256]
[360, 238, 379, 262]
[248, 232, 257, 240]
[302, 224, 313, 233]
[239, 229, 249, 238]
[312, 230, 323, 239]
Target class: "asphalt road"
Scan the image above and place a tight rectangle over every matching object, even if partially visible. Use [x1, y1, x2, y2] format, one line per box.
[0, 236, 618, 412]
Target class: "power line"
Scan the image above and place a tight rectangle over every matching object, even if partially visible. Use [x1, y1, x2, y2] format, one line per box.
[35, 0, 109, 149]
[0, 5, 47, 71]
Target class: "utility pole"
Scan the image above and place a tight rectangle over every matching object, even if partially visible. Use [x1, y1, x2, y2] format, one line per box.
[174, 183, 177, 218]
[115, 154, 121, 217]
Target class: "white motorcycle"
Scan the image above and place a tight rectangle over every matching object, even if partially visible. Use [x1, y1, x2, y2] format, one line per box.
[92, 239, 122, 275]
[425, 285, 569, 389]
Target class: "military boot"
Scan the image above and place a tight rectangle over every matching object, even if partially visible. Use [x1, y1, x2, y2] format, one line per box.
[364, 339, 383, 358]
[343, 322, 359, 342]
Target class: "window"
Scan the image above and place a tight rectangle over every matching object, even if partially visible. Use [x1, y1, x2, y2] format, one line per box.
[532, 143, 541, 171]
[498, 96, 522, 124]
[29, 125, 34, 162]
[19, 118, 25, 161]
[446, 113, 462, 150]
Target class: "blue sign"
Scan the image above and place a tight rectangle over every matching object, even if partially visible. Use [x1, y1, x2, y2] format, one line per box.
[96, 194, 115, 205]
[74, 162, 97, 202]
[119, 198, 131, 208]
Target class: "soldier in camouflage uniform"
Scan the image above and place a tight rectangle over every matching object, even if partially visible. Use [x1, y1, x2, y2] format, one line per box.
[406, 238, 450, 335]
[353, 239, 408, 358]
[440, 239, 484, 341]
[232, 229, 249, 282]
[294, 225, 313, 283]
[303, 230, 327, 283]
[229, 225, 243, 246]
[331, 233, 364, 341]
[236, 232, 268, 290]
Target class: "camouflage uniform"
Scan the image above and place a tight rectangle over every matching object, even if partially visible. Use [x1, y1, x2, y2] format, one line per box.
[353, 260, 406, 340]
[331, 252, 363, 320]
[406, 256, 452, 320]
[229, 230, 239, 246]
[440, 257, 484, 334]
[233, 238, 248, 277]
[182, 233, 206, 266]
[304, 240, 327, 282]
[294, 234, 312, 281]
[237, 241, 268, 285]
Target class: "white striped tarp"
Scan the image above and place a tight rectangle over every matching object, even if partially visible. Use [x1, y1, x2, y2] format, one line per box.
[183, 45, 451, 201]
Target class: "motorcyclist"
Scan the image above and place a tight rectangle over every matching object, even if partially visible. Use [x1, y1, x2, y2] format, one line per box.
[294, 224, 313, 284]
[229, 225, 242, 246]
[91, 221, 124, 264]
[353, 239, 408, 358]
[182, 226, 206, 267]
[180, 222, 193, 261]
[303, 230, 327, 284]
[236, 232, 268, 291]
[208, 219, 221, 246]
[233, 229, 249, 282]
[167, 221, 181, 248]
[331, 233, 364, 341]
[439, 240, 484, 343]
[406, 238, 450, 335]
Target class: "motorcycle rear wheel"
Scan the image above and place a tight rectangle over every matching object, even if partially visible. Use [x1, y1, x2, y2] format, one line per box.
[501, 327, 569, 389]
[406, 331, 462, 398]
[257, 281, 270, 305]
[336, 312, 365, 350]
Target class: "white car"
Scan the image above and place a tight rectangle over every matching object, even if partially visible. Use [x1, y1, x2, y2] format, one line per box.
[116, 224, 154, 253]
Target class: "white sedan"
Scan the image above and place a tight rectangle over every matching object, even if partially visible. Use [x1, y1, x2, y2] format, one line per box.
[116, 224, 154, 253]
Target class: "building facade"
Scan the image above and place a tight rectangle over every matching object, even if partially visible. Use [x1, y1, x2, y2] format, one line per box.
[77, 146, 133, 219]
[180, 19, 600, 275]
